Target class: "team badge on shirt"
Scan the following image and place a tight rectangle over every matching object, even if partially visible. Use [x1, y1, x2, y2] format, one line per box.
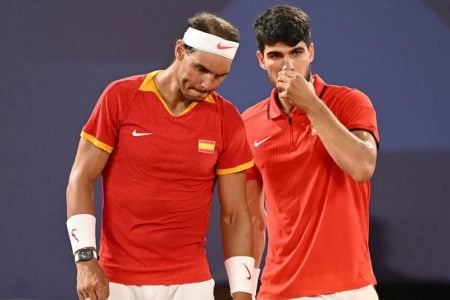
[198, 139, 216, 153]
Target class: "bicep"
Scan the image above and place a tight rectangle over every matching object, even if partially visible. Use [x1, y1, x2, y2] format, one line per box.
[66, 139, 110, 216]
[351, 129, 378, 155]
[351, 129, 378, 179]
[217, 171, 247, 214]
[69, 138, 110, 183]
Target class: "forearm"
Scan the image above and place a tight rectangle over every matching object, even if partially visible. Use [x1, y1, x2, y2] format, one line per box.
[218, 172, 255, 298]
[66, 172, 96, 217]
[221, 212, 254, 299]
[306, 98, 377, 182]
[252, 216, 266, 267]
[277, 72, 376, 181]
[221, 210, 253, 258]
[246, 179, 266, 266]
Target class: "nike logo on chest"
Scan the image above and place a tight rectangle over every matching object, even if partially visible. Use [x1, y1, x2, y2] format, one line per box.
[132, 129, 153, 137]
[253, 136, 271, 148]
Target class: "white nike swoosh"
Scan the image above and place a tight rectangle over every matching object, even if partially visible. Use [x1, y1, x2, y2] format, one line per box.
[132, 130, 153, 137]
[254, 136, 271, 147]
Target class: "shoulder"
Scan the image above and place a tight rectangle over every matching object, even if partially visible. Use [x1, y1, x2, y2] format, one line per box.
[241, 98, 270, 123]
[94, 74, 148, 115]
[211, 92, 235, 108]
[104, 74, 146, 93]
[209, 92, 254, 119]
[323, 82, 374, 109]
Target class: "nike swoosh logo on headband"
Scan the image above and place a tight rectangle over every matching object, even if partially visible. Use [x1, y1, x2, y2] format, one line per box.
[216, 42, 235, 50]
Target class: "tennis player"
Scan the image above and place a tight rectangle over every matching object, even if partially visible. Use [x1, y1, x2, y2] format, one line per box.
[66, 12, 255, 300]
[242, 5, 380, 299]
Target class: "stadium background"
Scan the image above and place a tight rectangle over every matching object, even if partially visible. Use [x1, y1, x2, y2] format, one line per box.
[1, 0, 449, 299]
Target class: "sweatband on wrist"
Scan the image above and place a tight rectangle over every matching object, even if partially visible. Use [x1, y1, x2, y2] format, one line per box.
[182, 27, 239, 60]
[66, 214, 96, 254]
[224, 256, 255, 296]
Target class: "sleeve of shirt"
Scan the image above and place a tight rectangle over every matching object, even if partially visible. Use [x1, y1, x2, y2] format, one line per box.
[246, 164, 262, 182]
[80, 81, 123, 153]
[339, 89, 380, 145]
[216, 101, 254, 175]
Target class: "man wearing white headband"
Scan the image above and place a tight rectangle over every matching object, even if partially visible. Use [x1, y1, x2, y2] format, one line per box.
[66, 12, 255, 300]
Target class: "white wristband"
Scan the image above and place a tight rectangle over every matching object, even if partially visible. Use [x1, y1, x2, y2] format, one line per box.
[66, 214, 96, 254]
[224, 256, 255, 296]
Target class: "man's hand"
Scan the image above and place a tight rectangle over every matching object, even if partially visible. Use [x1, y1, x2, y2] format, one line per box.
[76, 260, 109, 300]
[276, 68, 316, 112]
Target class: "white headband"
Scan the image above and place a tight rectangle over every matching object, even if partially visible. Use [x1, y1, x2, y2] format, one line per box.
[182, 27, 239, 60]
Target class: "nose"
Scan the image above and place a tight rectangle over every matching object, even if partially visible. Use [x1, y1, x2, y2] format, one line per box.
[282, 58, 294, 71]
[199, 73, 217, 91]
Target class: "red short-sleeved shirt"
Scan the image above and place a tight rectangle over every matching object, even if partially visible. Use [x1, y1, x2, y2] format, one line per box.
[242, 74, 379, 298]
[82, 71, 253, 285]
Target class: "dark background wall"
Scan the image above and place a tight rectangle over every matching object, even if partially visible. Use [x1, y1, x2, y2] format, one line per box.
[1, 0, 449, 299]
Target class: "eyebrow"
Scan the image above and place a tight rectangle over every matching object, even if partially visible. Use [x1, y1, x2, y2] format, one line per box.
[196, 63, 229, 77]
[266, 45, 305, 56]
[291, 46, 306, 52]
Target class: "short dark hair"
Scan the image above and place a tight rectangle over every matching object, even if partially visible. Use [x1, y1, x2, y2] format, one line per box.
[254, 5, 311, 53]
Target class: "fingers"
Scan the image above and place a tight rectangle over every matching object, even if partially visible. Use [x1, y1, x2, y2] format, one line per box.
[77, 287, 94, 300]
[77, 284, 109, 300]
[87, 289, 98, 300]
[96, 283, 110, 300]
[276, 79, 285, 92]
[277, 70, 292, 81]
[276, 70, 297, 92]
[76, 261, 109, 300]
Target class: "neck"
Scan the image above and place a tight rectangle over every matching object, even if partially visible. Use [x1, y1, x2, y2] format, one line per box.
[154, 67, 191, 115]
[276, 95, 294, 115]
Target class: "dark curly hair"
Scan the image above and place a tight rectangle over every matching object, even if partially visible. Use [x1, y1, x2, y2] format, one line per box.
[254, 5, 311, 53]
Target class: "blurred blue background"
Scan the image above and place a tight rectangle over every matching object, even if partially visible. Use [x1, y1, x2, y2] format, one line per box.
[1, 0, 449, 298]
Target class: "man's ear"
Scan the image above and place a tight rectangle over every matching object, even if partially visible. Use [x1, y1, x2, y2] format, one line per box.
[309, 42, 315, 63]
[175, 40, 185, 60]
[256, 51, 267, 70]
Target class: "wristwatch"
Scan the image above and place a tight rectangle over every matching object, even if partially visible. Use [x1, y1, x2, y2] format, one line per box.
[74, 248, 98, 263]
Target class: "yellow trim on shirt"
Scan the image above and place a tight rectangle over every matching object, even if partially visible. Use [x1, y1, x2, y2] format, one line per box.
[139, 71, 215, 116]
[139, 70, 160, 92]
[217, 160, 255, 175]
[80, 131, 113, 153]
[203, 94, 215, 103]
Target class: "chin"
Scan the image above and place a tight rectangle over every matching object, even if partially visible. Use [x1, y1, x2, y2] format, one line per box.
[187, 95, 206, 102]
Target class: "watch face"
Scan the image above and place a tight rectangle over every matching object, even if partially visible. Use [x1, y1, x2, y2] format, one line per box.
[75, 249, 97, 262]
